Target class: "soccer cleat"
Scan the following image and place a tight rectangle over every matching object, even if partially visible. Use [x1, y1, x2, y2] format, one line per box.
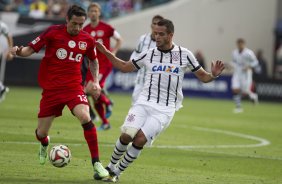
[98, 123, 111, 131]
[103, 173, 119, 183]
[39, 144, 49, 165]
[0, 86, 9, 102]
[93, 162, 109, 180]
[105, 101, 114, 118]
[94, 166, 113, 180]
[233, 107, 243, 114]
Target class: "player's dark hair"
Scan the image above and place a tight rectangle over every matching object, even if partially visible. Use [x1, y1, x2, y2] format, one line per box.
[67, 5, 87, 20]
[237, 38, 245, 44]
[152, 15, 164, 22]
[157, 19, 174, 34]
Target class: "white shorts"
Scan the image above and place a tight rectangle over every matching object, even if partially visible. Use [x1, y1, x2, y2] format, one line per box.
[121, 104, 174, 146]
[231, 72, 252, 93]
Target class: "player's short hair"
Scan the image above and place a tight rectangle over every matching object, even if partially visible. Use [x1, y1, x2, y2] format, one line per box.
[237, 38, 245, 44]
[67, 5, 87, 20]
[157, 19, 174, 34]
[152, 15, 164, 22]
[87, 2, 101, 12]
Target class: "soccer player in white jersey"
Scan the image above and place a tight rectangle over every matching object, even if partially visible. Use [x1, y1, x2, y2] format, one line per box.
[0, 20, 13, 102]
[130, 15, 164, 104]
[231, 38, 259, 113]
[95, 19, 225, 182]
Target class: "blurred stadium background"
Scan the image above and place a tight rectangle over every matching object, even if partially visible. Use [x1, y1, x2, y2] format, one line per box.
[0, 0, 281, 102]
[0, 0, 282, 184]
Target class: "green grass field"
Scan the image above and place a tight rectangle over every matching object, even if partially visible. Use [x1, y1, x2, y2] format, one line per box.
[0, 87, 281, 184]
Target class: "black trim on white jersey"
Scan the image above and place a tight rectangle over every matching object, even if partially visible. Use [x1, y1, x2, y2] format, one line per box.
[150, 49, 155, 63]
[132, 54, 147, 70]
[175, 76, 179, 103]
[187, 55, 201, 72]
[191, 65, 202, 72]
[178, 46, 182, 66]
[157, 74, 161, 103]
[169, 51, 172, 63]
[166, 75, 171, 106]
[160, 52, 163, 63]
[147, 74, 153, 101]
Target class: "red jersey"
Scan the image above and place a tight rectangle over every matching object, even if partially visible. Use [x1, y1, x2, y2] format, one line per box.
[28, 24, 96, 91]
[83, 21, 114, 68]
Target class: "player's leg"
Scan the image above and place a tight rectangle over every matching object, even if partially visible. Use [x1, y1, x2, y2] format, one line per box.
[36, 116, 55, 165]
[70, 96, 109, 179]
[244, 71, 258, 104]
[108, 109, 173, 182]
[232, 74, 243, 113]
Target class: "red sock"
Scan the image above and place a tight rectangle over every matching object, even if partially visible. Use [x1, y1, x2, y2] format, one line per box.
[99, 93, 111, 106]
[35, 129, 49, 146]
[94, 101, 109, 124]
[82, 121, 99, 162]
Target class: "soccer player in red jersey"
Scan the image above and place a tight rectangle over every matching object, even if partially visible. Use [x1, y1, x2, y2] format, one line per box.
[83, 2, 122, 131]
[9, 5, 109, 179]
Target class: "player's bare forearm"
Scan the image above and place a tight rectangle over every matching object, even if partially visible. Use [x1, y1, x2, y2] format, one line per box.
[89, 59, 99, 83]
[96, 41, 135, 72]
[112, 38, 122, 55]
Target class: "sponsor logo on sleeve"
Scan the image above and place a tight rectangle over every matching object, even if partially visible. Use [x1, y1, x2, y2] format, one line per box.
[31, 37, 40, 45]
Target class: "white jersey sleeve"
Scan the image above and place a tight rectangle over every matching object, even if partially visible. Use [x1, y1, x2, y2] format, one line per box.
[131, 50, 148, 70]
[185, 49, 201, 72]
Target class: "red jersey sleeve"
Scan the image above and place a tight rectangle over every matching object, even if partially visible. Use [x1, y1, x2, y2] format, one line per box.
[28, 26, 54, 53]
[86, 38, 97, 61]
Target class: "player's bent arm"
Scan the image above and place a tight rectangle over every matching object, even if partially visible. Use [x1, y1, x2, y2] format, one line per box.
[194, 68, 216, 83]
[111, 31, 122, 55]
[96, 42, 136, 73]
[89, 58, 99, 83]
[11, 46, 35, 57]
[194, 60, 225, 83]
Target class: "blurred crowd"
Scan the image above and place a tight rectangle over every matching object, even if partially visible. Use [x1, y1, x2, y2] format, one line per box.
[0, 0, 171, 19]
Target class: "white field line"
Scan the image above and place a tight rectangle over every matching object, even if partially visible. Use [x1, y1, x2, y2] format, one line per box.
[154, 126, 271, 149]
[0, 126, 275, 159]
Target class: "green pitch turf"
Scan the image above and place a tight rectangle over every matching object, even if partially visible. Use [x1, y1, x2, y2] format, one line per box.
[0, 87, 281, 184]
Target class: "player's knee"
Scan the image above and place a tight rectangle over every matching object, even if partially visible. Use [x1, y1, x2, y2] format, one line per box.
[133, 132, 147, 147]
[76, 111, 91, 124]
[121, 126, 139, 140]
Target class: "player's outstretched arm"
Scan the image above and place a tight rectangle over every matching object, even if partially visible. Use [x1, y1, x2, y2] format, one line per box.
[10, 46, 35, 57]
[96, 41, 136, 73]
[194, 60, 225, 83]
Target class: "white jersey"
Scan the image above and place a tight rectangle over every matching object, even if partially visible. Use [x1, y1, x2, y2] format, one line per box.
[132, 44, 201, 111]
[0, 21, 9, 36]
[130, 33, 156, 85]
[232, 48, 258, 76]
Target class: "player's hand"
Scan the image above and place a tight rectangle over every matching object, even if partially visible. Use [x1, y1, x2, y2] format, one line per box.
[95, 41, 108, 54]
[10, 46, 24, 56]
[211, 60, 225, 77]
[6, 52, 14, 61]
[84, 81, 101, 100]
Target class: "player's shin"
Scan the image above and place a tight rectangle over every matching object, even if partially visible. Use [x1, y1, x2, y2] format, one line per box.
[82, 121, 100, 164]
[107, 138, 128, 171]
[114, 144, 143, 176]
